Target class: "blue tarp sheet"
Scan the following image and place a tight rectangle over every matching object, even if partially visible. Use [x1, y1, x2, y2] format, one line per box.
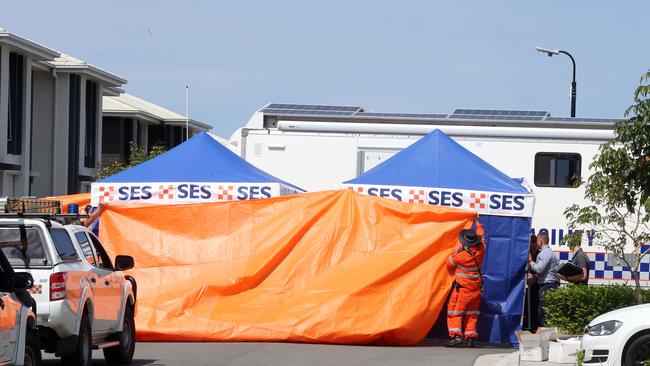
[345, 130, 533, 345]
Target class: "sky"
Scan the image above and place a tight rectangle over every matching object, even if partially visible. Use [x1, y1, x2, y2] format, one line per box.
[2, 1, 649, 138]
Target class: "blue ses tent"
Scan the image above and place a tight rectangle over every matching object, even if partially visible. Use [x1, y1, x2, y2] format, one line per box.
[91, 132, 302, 205]
[343, 129, 535, 345]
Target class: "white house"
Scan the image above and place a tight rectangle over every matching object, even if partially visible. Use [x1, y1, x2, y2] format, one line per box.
[101, 93, 211, 165]
[0, 27, 126, 197]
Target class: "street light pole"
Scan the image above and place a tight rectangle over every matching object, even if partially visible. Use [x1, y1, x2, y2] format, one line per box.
[535, 47, 577, 117]
[558, 50, 577, 118]
[185, 85, 189, 140]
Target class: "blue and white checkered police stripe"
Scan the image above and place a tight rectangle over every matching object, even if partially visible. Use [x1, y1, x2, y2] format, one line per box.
[556, 245, 650, 282]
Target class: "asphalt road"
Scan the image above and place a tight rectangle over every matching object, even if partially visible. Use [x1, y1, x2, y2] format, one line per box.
[42, 340, 511, 366]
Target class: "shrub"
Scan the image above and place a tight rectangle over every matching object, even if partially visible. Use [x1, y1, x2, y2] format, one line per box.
[95, 142, 166, 180]
[543, 284, 650, 335]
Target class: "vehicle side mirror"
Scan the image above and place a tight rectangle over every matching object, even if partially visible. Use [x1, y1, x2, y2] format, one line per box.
[12, 272, 34, 290]
[114, 255, 134, 271]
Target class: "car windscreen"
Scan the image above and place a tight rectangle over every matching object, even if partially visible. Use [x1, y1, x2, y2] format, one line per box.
[0, 226, 49, 267]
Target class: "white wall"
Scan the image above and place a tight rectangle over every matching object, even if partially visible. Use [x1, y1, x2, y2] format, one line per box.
[30, 69, 56, 197]
[51, 72, 70, 196]
[241, 129, 603, 249]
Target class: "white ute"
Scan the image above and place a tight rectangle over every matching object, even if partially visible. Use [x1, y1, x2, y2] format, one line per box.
[0, 214, 137, 366]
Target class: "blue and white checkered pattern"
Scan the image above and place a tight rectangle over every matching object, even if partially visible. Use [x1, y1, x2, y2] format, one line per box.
[555, 245, 650, 286]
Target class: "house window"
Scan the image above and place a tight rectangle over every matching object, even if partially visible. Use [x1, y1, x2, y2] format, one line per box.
[173, 126, 184, 146]
[84, 80, 98, 168]
[68, 74, 81, 193]
[7, 52, 24, 155]
[534, 153, 581, 188]
[148, 124, 165, 149]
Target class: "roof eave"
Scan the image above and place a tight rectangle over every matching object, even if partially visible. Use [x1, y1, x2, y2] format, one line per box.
[102, 110, 162, 124]
[102, 86, 124, 97]
[163, 119, 211, 131]
[48, 64, 126, 88]
[0, 33, 59, 60]
[102, 110, 210, 130]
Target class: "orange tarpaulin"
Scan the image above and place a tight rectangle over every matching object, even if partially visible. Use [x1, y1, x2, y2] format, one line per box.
[46, 193, 91, 213]
[98, 190, 475, 345]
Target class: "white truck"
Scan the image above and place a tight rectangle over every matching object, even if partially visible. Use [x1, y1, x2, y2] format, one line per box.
[0, 214, 137, 366]
[229, 103, 647, 285]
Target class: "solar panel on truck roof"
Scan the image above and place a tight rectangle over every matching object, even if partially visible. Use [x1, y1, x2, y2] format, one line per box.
[357, 112, 449, 119]
[452, 109, 550, 117]
[260, 104, 622, 123]
[450, 109, 550, 121]
[262, 109, 357, 116]
[545, 117, 620, 123]
[262, 104, 363, 116]
[449, 115, 546, 121]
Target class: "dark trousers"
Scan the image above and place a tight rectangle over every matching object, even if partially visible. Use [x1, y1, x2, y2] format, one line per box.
[538, 282, 559, 327]
[524, 283, 540, 331]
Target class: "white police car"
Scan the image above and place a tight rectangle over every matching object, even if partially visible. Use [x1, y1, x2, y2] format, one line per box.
[581, 303, 650, 365]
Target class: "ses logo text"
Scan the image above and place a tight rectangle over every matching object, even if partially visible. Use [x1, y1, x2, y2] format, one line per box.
[362, 187, 527, 211]
[113, 184, 273, 201]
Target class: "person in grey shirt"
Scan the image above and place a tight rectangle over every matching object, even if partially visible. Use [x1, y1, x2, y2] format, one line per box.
[528, 232, 559, 326]
[559, 233, 590, 285]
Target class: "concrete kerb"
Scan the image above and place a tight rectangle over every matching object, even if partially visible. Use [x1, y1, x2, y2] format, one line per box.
[473, 351, 569, 366]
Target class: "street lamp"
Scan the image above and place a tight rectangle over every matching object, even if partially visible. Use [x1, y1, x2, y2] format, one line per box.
[536, 47, 577, 117]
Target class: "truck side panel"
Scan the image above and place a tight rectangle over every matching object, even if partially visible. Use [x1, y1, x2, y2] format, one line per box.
[239, 129, 649, 286]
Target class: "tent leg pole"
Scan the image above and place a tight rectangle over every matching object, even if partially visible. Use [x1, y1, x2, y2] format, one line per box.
[526, 286, 533, 330]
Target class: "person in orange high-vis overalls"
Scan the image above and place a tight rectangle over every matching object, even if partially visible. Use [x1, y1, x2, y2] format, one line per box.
[445, 223, 486, 348]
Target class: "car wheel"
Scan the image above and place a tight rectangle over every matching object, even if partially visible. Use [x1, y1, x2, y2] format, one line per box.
[24, 329, 42, 366]
[624, 334, 650, 366]
[103, 305, 136, 365]
[61, 313, 92, 366]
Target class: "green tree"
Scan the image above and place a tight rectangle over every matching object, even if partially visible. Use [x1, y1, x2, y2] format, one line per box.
[95, 142, 166, 180]
[564, 70, 650, 304]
